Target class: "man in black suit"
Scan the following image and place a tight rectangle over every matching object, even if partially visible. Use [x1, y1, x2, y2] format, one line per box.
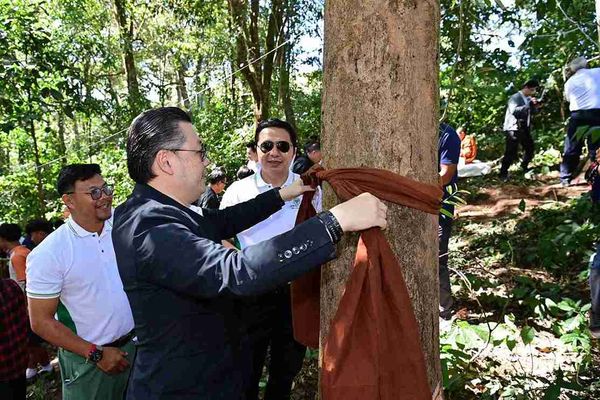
[112, 107, 387, 400]
[197, 167, 226, 209]
[292, 139, 322, 174]
[499, 79, 541, 181]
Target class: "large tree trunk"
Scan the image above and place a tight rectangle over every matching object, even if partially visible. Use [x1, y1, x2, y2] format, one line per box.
[114, 0, 142, 115]
[319, 0, 441, 394]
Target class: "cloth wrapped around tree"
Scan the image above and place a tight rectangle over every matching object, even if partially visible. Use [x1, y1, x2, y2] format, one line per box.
[292, 165, 443, 400]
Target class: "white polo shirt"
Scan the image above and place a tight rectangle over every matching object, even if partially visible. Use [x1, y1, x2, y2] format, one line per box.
[220, 170, 322, 248]
[565, 68, 600, 111]
[26, 217, 134, 345]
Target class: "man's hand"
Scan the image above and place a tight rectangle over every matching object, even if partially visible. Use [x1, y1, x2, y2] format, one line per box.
[96, 347, 130, 375]
[279, 179, 314, 202]
[330, 193, 387, 232]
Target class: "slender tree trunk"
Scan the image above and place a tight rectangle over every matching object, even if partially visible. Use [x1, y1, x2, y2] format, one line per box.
[278, 43, 296, 131]
[114, 0, 142, 115]
[319, 0, 441, 394]
[596, 0, 600, 47]
[57, 113, 67, 166]
[28, 119, 46, 216]
[177, 61, 191, 109]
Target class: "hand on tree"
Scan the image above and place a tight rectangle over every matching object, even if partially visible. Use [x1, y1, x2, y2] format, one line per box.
[96, 346, 129, 375]
[279, 179, 315, 201]
[330, 192, 388, 232]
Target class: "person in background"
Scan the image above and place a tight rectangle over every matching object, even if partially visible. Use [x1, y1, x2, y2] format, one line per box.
[0, 224, 52, 381]
[24, 219, 54, 250]
[560, 56, 600, 186]
[438, 123, 461, 320]
[292, 139, 322, 175]
[236, 165, 255, 180]
[197, 167, 227, 209]
[246, 141, 259, 172]
[499, 79, 542, 181]
[587, 151, 600, 338]
[0, 224, 29, 291]
[457, 127, 477, 165]
[0, 278, 28, 400]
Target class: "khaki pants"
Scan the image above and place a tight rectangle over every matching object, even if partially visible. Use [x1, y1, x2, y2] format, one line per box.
[58, 340, 135, 400]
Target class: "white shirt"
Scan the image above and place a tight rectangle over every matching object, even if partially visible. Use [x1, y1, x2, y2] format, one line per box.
[220, 171, 322, 248]
[564, 68, 600, 111]
[26, 217, 134, 345]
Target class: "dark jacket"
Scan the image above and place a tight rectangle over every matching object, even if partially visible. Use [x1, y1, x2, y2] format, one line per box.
[197, 186, 220, 209]
[112, 184, 336, 400]
[503, 91, 539, 132]
[292, 155, 314, 175]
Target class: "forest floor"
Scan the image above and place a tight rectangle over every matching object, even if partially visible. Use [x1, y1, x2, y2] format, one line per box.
[26, 170, 600, 400]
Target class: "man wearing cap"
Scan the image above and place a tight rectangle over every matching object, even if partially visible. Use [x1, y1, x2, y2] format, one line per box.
[560, 56, 600, 186]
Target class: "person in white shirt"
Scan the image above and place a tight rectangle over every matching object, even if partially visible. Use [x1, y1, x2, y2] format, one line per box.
[560, 56, 600, 186]
[220, 119, 318, 400]
[26, 164, 135, 400]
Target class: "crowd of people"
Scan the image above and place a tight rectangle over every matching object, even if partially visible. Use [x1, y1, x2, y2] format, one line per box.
[0, 54, 599, 400]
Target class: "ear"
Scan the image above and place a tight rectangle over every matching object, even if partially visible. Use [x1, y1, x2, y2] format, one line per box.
[155, 149, 176, 176]
[61, 194, 74, 210]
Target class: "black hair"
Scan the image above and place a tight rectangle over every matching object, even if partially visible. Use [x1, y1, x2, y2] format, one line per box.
[207, 167, 227, 185]
[25, 219, 53, 235]
[254, 119, 297, 148]
[522, 79, 540, 89]
[303, 140, 320, 155]
[57, 164, 102, 195]
[127, 107, 191, 184]
[246, 141, 257, 151]
[236, 166, 255, 180]
[0, 223, 22, 242]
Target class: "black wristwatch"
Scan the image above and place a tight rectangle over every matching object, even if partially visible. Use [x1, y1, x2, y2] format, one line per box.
[87, 344, 104, 364]
[317, 211, 344, 244]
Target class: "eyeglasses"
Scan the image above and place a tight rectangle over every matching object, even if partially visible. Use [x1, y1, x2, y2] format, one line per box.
[66, 184, 114, 200]
[169, 146, 208, 161]
[258, 140, 292, 154]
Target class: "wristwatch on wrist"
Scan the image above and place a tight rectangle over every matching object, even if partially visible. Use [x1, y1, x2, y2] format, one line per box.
[87, 344, 104, 364]
[317, 211, 344, 244]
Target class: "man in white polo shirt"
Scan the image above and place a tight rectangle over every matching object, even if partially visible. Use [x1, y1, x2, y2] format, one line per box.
[560, 56, 600, 186]
[26, 164, 135, 400]
[221, 119, 319, 400]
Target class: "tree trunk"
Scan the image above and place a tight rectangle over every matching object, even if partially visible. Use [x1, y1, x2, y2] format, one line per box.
[114, 0, 142, 115]
[28, 119, 46, 216]
[57, 112, 67, 166]
[279, 43, 297, 131]
[319, 0, 441, 394]
[596, 0, 600, 47]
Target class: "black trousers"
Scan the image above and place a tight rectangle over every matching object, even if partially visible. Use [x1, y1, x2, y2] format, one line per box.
[500, 129, 534, 176]
[559, 109, 600, 183]
[0, 377, 26, 400]
[242, 285, 306, 400]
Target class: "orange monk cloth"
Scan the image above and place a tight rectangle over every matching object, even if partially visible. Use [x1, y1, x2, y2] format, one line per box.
[292, 166, 443, 400]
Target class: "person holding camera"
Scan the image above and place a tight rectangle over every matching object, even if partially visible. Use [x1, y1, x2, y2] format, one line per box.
[499, 79, 542, 181]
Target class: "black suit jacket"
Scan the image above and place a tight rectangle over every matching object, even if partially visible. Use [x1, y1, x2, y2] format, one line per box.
[292, 155, 314, 175]
[197, 186, 220, 209]
[112, 184, 336, 400]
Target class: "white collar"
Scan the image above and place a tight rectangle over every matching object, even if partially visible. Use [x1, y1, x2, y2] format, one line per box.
[66, 216, 112, 238]
[255, 170, 295, 189]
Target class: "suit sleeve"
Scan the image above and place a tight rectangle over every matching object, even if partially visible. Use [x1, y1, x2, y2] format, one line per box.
[204, 188, 284, 240]
[133, 208, 336, 298]
[509, 95, 529, 119]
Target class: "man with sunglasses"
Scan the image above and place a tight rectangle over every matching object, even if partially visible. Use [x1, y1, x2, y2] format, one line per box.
[112, 107, 387, 400]
[220, 119, 321, 400]
[26, 164, 135, 400]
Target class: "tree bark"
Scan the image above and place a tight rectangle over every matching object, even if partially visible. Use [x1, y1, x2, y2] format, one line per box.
[319, 0, 441, 394]
[28, 119, 46, 216]
[114, 0, 142, 115]
[228, 0, 284, 122]
[279, 43, 297, 131]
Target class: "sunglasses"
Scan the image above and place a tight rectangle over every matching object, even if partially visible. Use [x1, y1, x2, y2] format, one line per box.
[66, 184, 114, 200]
[258, 140, 292, 154]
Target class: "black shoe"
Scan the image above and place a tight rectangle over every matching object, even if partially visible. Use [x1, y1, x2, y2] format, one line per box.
[499, 173, 509, 182]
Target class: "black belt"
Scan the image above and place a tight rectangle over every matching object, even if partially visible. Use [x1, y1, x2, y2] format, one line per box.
[104, 330, 135, 348]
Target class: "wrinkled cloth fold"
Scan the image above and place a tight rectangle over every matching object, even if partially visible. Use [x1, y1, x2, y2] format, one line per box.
[292, 166, 443, 400]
